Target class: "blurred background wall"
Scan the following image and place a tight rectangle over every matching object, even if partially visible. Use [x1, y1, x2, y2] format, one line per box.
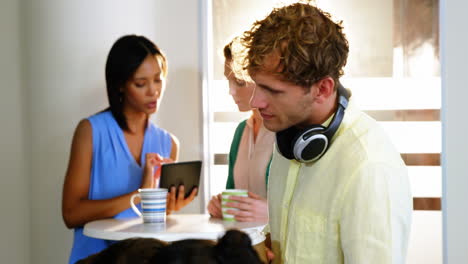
[0, 0, 29, 263]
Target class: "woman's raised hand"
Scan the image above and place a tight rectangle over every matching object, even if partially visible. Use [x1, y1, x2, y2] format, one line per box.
[142, 153, 173, 189]
[142, 154, 197, 213]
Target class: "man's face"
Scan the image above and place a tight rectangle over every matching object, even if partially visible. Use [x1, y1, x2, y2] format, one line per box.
[250, 69, 318, 132]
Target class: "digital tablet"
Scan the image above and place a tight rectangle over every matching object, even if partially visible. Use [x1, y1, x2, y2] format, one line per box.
[159, 160, 202, 198]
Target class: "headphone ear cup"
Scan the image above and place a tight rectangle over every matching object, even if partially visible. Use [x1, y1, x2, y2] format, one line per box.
[275, 84, 348, 163]
[276, 127, 300, 160]
[293, 125, 328, 162]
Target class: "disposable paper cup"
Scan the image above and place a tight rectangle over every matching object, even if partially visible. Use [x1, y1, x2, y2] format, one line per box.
[221, 189, 248, 221]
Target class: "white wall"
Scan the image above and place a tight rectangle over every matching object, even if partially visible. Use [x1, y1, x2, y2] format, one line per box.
[21, 0, 202, 263]
[441, 0, 468, 263]
[152, 1, 204, 214]
[0, 0, 29, 264]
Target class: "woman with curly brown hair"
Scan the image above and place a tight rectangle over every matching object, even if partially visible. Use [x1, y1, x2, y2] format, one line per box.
[240, 2, 412, 264]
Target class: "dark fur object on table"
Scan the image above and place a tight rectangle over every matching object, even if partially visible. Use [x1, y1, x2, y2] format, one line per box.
[76, 229, 263, 264]
[76, 237, 168, 264]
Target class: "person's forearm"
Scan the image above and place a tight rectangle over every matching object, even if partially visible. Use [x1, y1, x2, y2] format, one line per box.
[63, 190, 139, 228]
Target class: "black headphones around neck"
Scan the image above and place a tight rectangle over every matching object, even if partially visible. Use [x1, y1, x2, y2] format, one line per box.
[276, 84, 350, 163]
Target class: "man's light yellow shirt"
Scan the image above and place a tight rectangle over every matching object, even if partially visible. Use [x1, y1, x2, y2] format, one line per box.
[267, 100, 412, 264]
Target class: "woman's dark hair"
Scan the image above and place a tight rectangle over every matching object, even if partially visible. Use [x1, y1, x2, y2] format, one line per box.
[105, 35, 168, 131]
[152, 238, 217, 264]
[214, 229, 262, 264]
[75, 237, 167, 264]
[150, 229, 262, 264]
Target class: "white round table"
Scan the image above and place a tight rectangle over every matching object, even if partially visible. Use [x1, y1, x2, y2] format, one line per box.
[84, 214, 267, 242]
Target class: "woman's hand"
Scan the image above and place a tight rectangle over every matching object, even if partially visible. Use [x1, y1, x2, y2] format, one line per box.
[142, 153, 173, 189]
[224, 191, 268, 222]
[142, 153, 197, 214]
[207, 193, 223, 218]
[166, 185, 198, 214]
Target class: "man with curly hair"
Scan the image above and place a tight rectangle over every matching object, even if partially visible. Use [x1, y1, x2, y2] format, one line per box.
[240, 2, 412, 264]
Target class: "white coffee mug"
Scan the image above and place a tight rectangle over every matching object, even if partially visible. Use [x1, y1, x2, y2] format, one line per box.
[130, 188, 168, 224]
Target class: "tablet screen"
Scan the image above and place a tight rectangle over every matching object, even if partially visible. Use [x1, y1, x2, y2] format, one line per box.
[159, 160, 202, 198]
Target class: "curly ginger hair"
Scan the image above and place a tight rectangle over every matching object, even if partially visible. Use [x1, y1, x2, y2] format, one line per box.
[241, 2, 349, 90]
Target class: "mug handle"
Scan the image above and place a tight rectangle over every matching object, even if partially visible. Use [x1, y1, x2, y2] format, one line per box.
[130, 193, 142, 217]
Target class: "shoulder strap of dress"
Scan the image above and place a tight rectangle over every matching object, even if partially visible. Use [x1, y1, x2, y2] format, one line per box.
[226, 120, 247, 189]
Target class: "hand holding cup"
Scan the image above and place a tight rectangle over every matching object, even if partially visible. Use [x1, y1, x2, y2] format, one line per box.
[222, 190, 268, 222]
[207, 193, 223, 218]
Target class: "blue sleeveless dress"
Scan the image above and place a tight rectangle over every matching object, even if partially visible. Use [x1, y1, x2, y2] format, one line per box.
[68, 111, 172, 264]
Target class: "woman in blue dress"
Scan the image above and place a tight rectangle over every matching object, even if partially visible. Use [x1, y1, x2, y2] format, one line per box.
[61, 35, 197, 264]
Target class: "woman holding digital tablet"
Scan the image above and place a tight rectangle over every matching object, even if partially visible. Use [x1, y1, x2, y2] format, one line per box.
[61, 35, 197, 264]
[207, 37, 274, 223]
